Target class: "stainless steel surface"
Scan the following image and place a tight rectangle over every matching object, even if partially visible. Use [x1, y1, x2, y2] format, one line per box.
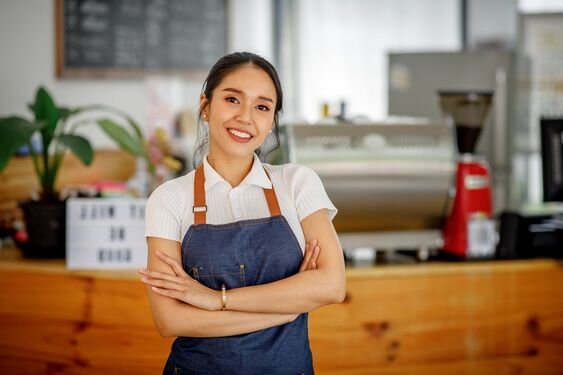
[494, 67, 509, 210]
[339, 230, 443, 250]
[280, 122, 456, 234]
[494, 67, 508, 170]
[388, 50, 517, 213]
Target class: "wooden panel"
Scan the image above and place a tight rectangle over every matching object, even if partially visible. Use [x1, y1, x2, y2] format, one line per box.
[310, 356, 563, 375]
[0, 268, 172, 374]
[309, 264, 563, 374]
[0, 253, 562, 374]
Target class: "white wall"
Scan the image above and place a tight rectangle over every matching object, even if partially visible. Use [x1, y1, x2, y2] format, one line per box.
[0, 0, 273, 148]
[468, 0, 518, 49]
[292, 0, 460, 123]
[519, 0, 563, 12]
[229, 0, 273, 61]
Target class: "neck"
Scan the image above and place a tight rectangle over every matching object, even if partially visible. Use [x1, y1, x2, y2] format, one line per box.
[207, 151, 254, 187]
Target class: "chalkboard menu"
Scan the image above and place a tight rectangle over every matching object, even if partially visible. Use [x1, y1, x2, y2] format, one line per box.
[55, 0, 227, 78]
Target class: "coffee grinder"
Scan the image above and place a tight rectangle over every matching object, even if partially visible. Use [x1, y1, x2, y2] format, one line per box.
[439, 91, 497, 258]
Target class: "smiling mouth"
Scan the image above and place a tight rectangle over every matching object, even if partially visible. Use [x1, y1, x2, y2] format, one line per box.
[227, 128, 253, 140]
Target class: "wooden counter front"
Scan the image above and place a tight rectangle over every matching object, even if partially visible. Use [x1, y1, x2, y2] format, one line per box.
[0, 249, 562, 374]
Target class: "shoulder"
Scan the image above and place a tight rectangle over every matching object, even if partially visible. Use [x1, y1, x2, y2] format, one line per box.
[145, 172, 194, 241]
[147, 171, 194, 208]
[263, 163, 321, 189]
[265, 163, 337, 221]
[263, 163, 329, 210]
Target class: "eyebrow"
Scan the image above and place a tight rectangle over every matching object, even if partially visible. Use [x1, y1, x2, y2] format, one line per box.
[222, 88, 274, 104]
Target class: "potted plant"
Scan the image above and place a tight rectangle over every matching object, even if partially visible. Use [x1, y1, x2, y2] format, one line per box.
[0, 86, 154, 258]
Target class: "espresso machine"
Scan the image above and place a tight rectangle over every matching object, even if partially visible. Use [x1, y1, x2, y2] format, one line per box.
[277, 120, 455, 262]
[439, 91, 497, 258]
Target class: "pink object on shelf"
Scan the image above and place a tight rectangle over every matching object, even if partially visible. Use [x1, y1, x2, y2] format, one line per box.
[95, 181, 128, 192]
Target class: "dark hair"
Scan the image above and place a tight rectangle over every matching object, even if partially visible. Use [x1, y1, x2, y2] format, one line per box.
[193, 52, 283, 167]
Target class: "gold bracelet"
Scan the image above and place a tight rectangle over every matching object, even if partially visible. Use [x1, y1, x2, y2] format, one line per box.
[221, 284, 227, 311]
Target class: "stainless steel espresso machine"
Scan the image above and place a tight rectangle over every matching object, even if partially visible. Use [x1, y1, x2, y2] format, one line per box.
[276, 121, 456, 262]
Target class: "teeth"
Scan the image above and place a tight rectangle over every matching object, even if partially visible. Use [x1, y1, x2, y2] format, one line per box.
[228, 129, 252, 139]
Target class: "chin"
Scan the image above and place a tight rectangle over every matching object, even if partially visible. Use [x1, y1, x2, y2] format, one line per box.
[219, 143, 257, 160]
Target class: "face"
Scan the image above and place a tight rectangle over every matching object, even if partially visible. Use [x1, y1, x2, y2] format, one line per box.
[201, 66, 277, 162]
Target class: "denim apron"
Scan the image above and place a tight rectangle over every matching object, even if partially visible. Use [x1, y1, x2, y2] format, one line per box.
[163, 165, 314, 375]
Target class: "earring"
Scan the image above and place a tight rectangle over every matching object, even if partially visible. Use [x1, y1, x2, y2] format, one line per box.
[269, 129, 272, 134]
[203, 113, 207, 120]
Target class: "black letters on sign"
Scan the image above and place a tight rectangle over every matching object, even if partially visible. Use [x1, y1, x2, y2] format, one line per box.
[56, 0, 227, 78]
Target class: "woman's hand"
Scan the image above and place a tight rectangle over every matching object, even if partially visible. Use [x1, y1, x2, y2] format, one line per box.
[299, 239, 320, 272]
[138, 251, 222, 311]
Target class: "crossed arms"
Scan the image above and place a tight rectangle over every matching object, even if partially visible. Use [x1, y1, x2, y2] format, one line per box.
[141, 209, 346, 338]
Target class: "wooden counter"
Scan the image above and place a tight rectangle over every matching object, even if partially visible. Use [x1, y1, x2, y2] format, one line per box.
[1, 248, 562, 374]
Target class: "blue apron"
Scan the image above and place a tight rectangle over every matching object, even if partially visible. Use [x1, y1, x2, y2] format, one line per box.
[163, 166, 314, 375]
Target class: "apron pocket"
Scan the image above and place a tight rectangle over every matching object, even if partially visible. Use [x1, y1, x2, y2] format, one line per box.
[190, 263, 246, 290]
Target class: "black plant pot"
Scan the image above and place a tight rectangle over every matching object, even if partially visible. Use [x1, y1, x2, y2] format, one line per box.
[17, 200, 66, 259]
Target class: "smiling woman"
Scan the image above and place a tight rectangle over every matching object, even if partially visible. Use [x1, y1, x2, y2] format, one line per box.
[140, 51, 345, 375]
[202, 66, 277, 166]
[192, 52, 285, 173]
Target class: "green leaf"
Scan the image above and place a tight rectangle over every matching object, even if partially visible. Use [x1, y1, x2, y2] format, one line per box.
[0, 117, 42, 171]
[97, 119, 146, 157]
[57, 134, 93, 165]
[31, 87, 60, 162]
[59, 106, 81, 121]
[124, 115, 144, 141]
[31, 87, 59, 136]
[83, 104, 144, 141]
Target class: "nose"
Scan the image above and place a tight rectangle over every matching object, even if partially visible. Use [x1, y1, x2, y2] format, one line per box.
[235, 102, 253, 125]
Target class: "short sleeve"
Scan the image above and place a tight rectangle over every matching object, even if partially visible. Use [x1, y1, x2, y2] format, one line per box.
[288, 165, 338, 222]
[145, 181, 184, 242]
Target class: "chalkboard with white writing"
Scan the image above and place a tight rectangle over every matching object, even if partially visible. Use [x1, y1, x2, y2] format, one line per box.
[55, 0, 227, 78]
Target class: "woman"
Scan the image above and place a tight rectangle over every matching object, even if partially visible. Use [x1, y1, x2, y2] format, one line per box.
[139, 51, 346, 375]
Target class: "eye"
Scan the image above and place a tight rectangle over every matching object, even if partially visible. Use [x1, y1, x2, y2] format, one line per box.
[256, 104, 270, 112]
[226, 96, 239, 104]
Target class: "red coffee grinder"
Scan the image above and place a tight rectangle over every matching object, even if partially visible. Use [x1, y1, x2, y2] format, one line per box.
[439, 91, 497, 258]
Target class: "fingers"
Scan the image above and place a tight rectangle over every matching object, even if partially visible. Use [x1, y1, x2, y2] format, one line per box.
[155, 250, 189, 277]
[300, 239, 320, 272]
[138, 250, 192, 291]
[138, 268, 180, 283]
[310, 244, 320, 270]
[139, 276, 184, 291]
[150, 286, 183, 300]
[299, 242, 313, 272]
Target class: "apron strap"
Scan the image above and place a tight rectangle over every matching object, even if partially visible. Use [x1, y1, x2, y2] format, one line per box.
[192, 165, 282, 224]
[264, 170, 281, 217]
[193, 165, 207, 225]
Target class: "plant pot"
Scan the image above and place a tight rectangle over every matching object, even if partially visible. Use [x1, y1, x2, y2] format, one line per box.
[17, 200, 66, 259]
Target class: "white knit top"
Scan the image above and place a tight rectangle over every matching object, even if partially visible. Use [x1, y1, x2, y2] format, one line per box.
[145, 154, 337, 254]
